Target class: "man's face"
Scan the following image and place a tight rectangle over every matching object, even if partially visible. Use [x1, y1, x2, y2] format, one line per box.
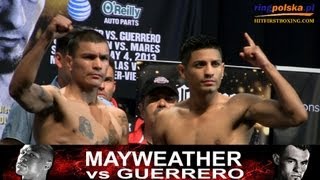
[179, 48, 224, 93]
[279, 145, 310, 180]
[98, 66, 116, 101]
[70, 41, 110, 89]
[16, 145, 47, 178]
[141, 88, 178, 126]
[0, 0, 45, 73]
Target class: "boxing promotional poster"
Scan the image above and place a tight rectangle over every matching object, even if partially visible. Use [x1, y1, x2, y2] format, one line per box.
[1, 145, 317, 180]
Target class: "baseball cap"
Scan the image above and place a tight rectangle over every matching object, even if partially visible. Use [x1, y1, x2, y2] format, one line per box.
[140, 75, 179, 99]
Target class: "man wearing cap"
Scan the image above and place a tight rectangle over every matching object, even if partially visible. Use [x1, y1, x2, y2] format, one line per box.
[129, 75, 179, 144]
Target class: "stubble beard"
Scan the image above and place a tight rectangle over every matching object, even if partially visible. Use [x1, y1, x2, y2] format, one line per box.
[0, 58, 20, 74]
[208, 88, 216, 94]
[206, 85, 219, 94]
[0, 47, 23, 74]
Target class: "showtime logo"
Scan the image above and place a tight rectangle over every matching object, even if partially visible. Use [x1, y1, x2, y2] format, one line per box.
[304, 104, 320, 112]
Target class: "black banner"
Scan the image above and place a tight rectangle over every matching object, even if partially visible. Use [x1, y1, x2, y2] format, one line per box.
[1, 145, 318, 180]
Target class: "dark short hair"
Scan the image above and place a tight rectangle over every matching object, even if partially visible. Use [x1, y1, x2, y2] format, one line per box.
[56, 33, 73, 56]
[66, 28, 108, 57]
[179, 35, 222, 66]
[277, 145, 311, 156]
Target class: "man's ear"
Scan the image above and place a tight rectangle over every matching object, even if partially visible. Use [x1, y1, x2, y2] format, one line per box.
[44, 161, 53, 170]
[272, 154, 280, 165]
[177, 64, 186, 80]
[55, 53, 63, 69]
[65, 55, 73, 71]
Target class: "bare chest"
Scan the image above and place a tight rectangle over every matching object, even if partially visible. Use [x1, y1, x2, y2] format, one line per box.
[166, 107, 250, 144]
[35, 100, 119, 144]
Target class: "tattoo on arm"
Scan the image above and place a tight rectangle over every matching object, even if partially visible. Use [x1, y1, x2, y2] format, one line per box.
[38, 86, 48, 102]
[79, 116, 94, 140]
[108, 127, 118, 145]
[119, 114, 129, 136]
[30, 86, 54, 114]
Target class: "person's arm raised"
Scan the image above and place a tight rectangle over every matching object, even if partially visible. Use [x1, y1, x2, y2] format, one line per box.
[240, 32, 308, 128]
[9, 15, 72, 113]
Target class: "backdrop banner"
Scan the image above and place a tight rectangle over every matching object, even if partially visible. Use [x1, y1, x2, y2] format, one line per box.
[272, 67, 320, 144]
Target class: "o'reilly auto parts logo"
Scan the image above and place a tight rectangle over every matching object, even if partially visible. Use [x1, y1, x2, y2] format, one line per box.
[68, 0, 92, 22]
[101, 1, 142, 19]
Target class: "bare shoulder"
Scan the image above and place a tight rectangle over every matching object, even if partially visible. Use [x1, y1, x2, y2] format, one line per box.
[104, 106, 128, 123]
[96, 100, 126, 118]
[105, 105, 126, 117]
[104, 105, 129, 142]
[155, 101, 186, 123]
[160, 102, 184, 115]
[41, 85, 63, 98]
[227, 93, 262, 105]
[22, 84, 60, 113]
[154, 108, 172, 129]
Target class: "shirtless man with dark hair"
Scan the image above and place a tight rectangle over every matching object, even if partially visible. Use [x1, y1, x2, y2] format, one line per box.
[9, 15, 128, 144]
[153, 33, 308, 145]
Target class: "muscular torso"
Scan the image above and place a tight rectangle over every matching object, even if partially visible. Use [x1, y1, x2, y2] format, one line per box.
[158, 95, 255, 144]
[33, 87, 122, 145]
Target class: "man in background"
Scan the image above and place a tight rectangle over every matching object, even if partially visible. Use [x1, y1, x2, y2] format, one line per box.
[272, 145, 310, 180]
[129, 75, 178, 144]
[98, 57, 118, 107]
[16, 145, 54, 180]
